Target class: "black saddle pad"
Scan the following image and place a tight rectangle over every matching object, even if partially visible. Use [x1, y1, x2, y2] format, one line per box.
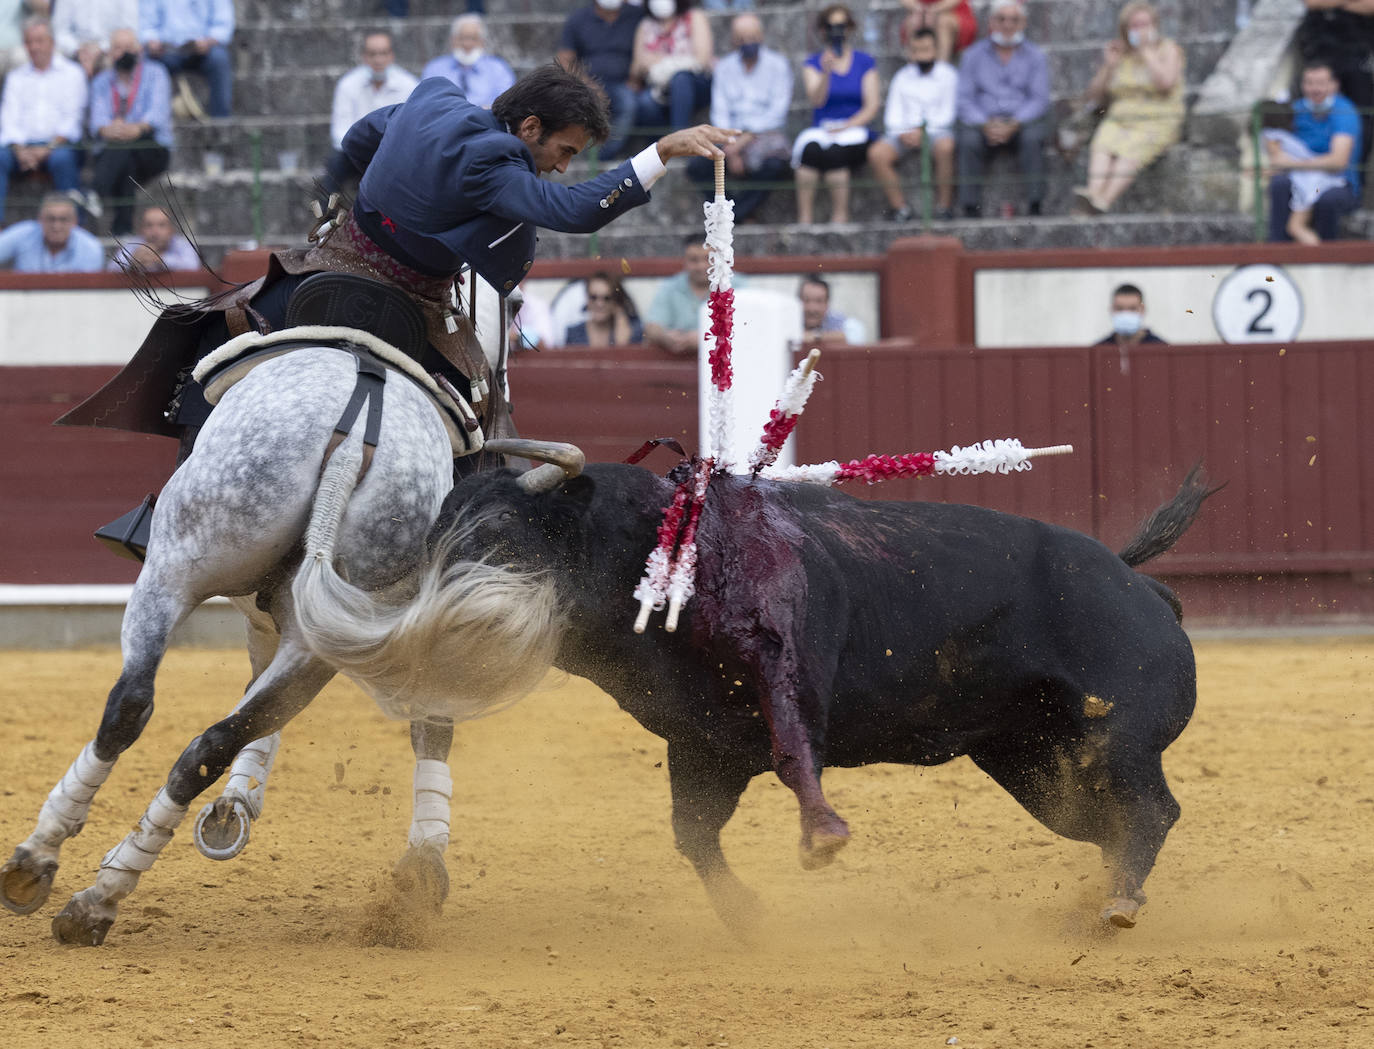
[284, 272, 428, 362]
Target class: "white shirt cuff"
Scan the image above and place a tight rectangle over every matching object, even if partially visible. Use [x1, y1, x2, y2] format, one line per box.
[630, 143, 667, 190]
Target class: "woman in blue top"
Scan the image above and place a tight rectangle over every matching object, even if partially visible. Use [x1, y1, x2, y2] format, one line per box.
[793, 4, 882, 224]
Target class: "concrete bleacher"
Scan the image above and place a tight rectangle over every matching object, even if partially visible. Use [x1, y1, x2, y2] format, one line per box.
[138, 0, 1254, 261]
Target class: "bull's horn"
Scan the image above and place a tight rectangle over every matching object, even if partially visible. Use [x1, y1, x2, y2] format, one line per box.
[484, 439, 585, 494]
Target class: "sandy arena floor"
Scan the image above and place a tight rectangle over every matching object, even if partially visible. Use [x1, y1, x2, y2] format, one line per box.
[1, 638, 1371, 1048]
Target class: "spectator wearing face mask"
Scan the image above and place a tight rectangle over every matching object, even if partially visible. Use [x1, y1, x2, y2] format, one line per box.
[869, 25, 957, 221]
[1074, 1, 1184, 215]
[954, 0, 1049, 218]
[684, 12, 790, 221]
[557, 0, 646, 160]
[1266, 60, 1362, 243]
[53, 0, 138, 78]
[631, 0, 713, 137]
[792, 4, 881, 225]
[88, 27, 173, 235]
[421, 14, 513, 110]
[323, 30, 418, 199]
[1094, 283, 1166, 350]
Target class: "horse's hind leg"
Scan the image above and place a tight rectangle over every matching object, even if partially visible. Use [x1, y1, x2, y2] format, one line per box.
[391, 718, 455, 912]
[1, 576, 190, 916]
[51, 639, 335, 946]
[194, 601, 284, 860]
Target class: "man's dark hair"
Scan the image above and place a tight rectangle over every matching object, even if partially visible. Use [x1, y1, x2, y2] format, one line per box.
[683, 233, 705, 248]
[911, 27, 937, 45]
[360, 29, 393, 48]
[1302, 59, 1339, 85]
[1112, 283, 1144, 302]
[492, 63, 611, 144]
[801, 275, 831, 298]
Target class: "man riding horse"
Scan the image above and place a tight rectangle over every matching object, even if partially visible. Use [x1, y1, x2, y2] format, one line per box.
[61, 63, 736, 462]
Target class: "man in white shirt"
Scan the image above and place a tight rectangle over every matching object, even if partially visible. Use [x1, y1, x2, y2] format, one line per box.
[52, 0, 138, 77]
[0, 18, 87, 225]
[867, 27, 958, 221]
[322, 30, 418, 198]
[685, 13, 793, 221]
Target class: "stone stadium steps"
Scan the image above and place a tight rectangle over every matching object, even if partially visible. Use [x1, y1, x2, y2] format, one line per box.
[146, 0, 1247, 255]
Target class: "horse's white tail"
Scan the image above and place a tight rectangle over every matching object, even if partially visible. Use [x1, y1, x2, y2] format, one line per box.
[292, 433, 562, 723]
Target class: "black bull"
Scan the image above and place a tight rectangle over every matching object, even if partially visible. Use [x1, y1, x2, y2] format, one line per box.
[435, 462, 1213, 930]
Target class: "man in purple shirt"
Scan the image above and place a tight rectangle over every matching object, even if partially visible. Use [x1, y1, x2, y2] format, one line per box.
[89, 27, 173, 236]
[954, 0, 1049, 217]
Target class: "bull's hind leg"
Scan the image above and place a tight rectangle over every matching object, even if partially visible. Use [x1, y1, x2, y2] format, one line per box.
[667, 741, 761, 935]
[969, 734, 1181, 929]
[51, 640, 335, 946]
[1, 573, 192, 916]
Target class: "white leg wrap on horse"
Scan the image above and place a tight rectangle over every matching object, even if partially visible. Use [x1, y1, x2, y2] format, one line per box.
[409, 758, 452, 849]
[222, 734, 280, 820]
[100, 787, 188, 875]
[34, 741, 116, 843]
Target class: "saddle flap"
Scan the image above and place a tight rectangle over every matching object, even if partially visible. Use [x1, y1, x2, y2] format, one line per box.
[283, 272, 428, 362]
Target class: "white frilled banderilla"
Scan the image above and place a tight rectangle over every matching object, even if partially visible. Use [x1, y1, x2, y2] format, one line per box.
[0, 346, 576, 946]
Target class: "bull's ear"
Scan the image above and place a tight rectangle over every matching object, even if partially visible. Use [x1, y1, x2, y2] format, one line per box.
[557, 474, 595, 512]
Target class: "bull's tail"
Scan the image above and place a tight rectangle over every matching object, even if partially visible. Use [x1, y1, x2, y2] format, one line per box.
[291, 432, 562, 723]
[1116, 463, 1223, 568]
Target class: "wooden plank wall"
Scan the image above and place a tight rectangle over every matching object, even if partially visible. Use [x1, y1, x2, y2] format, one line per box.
[4, 342, 1371, 624]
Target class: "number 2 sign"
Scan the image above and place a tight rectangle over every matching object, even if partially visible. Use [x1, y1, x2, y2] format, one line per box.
[1212, 264, 1303, 343]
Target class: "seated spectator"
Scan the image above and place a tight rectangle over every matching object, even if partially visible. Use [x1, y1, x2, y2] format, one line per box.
[53, 0, 137, 78]
[901, 0, 978, 64]
[564, 271, 644, 347]
[954, 0, 1049, 218]
[0, 18, 86, 226]
[0, 191, 103, 271]
[800, 275, 865, 345]
[793, 4, 880, 225]
[1266, 60, 1362, 243]
[557, 0, 645, 159]
[510, 286, 554, 351]
[140, 0, 234, 119]
[631, 0, 713, 136]
[1094, 283, 1166, 348]
[644, 235, 711, 354]
[420, 14, 513, 109]
[868, 26, 957, 222]
[1074, 2, 1184, 215]
[88, 27, 173, 236]
[1296, 0, 1374, 163]
[686, 13, 791, 222]
[324, 31, 418, 198]
[108, 204, 199, 273]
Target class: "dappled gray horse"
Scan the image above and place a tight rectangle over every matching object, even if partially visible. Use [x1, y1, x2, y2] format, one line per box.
[0, 330, 569, 946]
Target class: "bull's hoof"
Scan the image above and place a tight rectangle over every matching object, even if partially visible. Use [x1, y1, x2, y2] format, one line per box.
[392, 843, 449, 913]
[798, 814, 851, 871]
[193, 796, 252, 860]
[703, 872, 763, 943]
[1101, 892, 1146, 929]
[51, 893, 115, 947]
[0, 846, 58, 916]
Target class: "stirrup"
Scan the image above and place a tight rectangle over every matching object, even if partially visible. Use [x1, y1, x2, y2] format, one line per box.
[94, 494, 156, 562]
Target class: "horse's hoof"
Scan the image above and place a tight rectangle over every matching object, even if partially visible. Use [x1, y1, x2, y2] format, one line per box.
[1101, 894, 1144, 929]
[0, 846, 57, 916]
[392, 843, 449, 913]
[703, 873, 763, 942]
[51, 893, 114, 947]
[193, 796, 251, 860]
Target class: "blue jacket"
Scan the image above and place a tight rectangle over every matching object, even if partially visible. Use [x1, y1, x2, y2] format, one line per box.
[342, 77, 651, 291]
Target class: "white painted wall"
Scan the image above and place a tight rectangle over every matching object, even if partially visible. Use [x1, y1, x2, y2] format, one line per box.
[0, 287, 208, 365]
[974, 263, 1374, 347]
